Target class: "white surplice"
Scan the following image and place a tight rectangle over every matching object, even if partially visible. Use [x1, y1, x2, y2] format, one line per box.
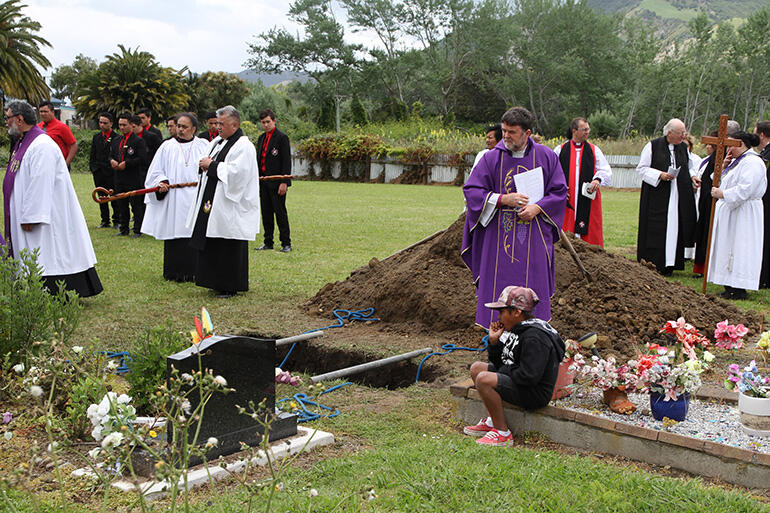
[708, 150, 767, 290]
[186, 134, 260, 240]
[141, 137, 209, 240]
[7, 134, 97, 275]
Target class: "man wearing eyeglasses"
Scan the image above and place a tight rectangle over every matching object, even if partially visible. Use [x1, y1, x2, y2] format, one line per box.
[636, 118, 699, 275]
[2, 100, 102, 297]
[554, 118, 612, 248]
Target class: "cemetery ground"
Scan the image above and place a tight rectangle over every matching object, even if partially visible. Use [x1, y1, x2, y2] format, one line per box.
[2, 176, 769, 512]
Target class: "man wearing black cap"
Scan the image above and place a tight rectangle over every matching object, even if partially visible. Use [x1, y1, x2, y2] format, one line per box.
[462, 286, 565, 446]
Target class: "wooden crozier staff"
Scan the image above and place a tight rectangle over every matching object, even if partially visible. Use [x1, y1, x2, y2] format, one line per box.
[700, 114, 741, 294]
[92, 175, 293, 204]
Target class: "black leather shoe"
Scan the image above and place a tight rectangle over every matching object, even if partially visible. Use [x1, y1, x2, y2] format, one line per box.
[280, 246, 292, 253]
[132, 233, 142, 239]
[215, 291, 236, 299]
[732, 289, 748, 300]
[255, 244, 274, 251]
[97, 222, 110, 228]
[116, 231, 129, 236]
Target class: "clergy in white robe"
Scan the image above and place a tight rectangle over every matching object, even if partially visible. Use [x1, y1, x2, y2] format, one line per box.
[708, 132, 767, 299]
[141, 113, 209, 282]
[636, 118, 699, 275]
[187, 106, 260, 298]
[2, 101, 102, 297]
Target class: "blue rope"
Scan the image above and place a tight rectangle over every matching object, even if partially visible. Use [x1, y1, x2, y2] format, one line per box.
[96, 351, 133, 374]
[277, 382, 353, 422]
[414, 334, 489, 383]
[278, 307, 379, 369]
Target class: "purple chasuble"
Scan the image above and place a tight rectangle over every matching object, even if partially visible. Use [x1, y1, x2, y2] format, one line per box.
[462, 138, 567, 327]
[2, 125, 45, 256]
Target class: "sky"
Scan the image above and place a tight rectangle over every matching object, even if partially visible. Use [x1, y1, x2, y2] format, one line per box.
[25, 0, 310, 78]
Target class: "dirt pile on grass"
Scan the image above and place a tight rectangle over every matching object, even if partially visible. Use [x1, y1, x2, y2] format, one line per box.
[307, 214, 762, 357]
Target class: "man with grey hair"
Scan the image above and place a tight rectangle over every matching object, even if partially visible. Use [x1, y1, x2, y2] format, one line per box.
[636, 118, 699, 275]
[692, 119, 740, 277]
[3, 100, 102, 297]
[187, 105, 259, 298]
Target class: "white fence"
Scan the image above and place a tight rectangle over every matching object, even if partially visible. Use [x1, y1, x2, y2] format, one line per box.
[292, 154, 643, 188]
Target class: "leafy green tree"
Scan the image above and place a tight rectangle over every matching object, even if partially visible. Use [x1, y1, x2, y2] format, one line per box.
[49, 54, 97, 101]
[186, 71, 250, 116]
[73, 45, 189, 121]
[350, 91, 368, 125]
[0, 0, 51, 103]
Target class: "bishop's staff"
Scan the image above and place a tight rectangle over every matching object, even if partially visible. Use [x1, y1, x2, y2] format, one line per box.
[92, 175, 293, 204]
[699, 114, 741, 294]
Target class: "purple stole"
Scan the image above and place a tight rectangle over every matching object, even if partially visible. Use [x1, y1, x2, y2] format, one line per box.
[2, 126, 45, 256]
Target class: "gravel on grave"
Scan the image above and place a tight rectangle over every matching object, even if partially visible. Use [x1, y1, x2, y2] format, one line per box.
[552, 390, 770, 455]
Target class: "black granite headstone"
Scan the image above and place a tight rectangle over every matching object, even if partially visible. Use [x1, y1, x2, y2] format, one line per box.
[166, 335, 297, 463]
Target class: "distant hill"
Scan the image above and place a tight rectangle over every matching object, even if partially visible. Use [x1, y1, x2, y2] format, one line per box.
[587, 0, 765, 39]
[235, 70, 309, 87]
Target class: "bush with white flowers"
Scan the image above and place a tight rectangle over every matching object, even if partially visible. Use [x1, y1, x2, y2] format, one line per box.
[86, 392, 136, 445]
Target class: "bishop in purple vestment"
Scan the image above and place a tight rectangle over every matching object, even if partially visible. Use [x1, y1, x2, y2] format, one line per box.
[462, 107, 567, 327]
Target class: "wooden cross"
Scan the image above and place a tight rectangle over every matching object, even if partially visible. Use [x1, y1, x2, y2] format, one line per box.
[700, 114, 742, 293]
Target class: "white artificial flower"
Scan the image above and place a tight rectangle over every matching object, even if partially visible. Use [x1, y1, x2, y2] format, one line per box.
[101, 431, 124, 449]
[659, 356, 669, 365]
[29, 385, 43, 398]
[117, 394, 131, 404]
[106, 360, 118, 370]
[91, 425, 103, 441]
[206, 437, 218, 448]
[88, 447, 101, 459]
[275, 367, 283, 377]
[4, 431, 12, 441]
[72, 346, 83, 354]
[703, 351, 715, 362]
[213, 375, 227, 387]
[309, 488, 319, 497]
[12, 363, 25, 375]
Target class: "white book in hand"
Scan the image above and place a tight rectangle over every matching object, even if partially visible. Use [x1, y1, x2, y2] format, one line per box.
[581, 182, 596, 200]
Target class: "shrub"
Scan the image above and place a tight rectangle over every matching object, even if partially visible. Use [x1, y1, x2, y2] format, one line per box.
[62, 374, 109, 440]
[298, 133, 387, 162]
[0, 248, 81, 365]
[124, 322, 189, 413]
[588, 110, 622, 139]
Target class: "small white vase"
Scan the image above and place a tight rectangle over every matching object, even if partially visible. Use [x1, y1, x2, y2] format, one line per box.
[737, 392, 770, 438]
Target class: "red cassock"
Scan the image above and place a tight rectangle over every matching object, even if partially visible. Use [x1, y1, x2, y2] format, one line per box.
[560, 141, 604, 248]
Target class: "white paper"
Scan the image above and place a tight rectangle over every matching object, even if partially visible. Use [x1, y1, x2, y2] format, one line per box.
[668, 165, 681, 178]
[513, 166, 544, 204]
[581, 182, 596, 200]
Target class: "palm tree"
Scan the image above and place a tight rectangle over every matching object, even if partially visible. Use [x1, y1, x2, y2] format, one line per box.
[74, 45, 189, 121]
[0, 1, 51, 104]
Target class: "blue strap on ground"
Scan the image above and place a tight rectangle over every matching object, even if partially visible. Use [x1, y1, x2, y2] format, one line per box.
[414, 334, 489, 383]
[278, 307, 379, 369]
[277, 382, 353, 422]
[96, 351, 133, 374]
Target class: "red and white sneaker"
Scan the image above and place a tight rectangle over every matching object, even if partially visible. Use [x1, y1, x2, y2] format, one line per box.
[476, 429, 513, 446]
[463, 419, 494, 437]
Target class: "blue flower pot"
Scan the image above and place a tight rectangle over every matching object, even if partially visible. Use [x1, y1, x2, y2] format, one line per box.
[649, 391, 690, 421]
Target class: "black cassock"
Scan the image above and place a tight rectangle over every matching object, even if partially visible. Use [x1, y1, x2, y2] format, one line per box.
[637, 136, 697, 273]
[760, 145, 770, 288]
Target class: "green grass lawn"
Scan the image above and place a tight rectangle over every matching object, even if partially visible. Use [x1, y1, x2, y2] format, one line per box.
[7, 176, 770, 512]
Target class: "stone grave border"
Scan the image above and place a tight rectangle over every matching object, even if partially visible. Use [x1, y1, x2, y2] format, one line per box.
[72, 426, 334, 501]
[450, 380, 769, 490]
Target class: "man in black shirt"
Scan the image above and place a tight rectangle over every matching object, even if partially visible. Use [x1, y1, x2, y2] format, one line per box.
[89, 112, 119, 228]
[254, 109, 292, 252]
[110, 113, 148, 237]
[463, 286, 565, 446]
[198, 111, 219, 141]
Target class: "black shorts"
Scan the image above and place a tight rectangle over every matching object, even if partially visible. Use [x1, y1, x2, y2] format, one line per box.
[487, 363, 525, 408]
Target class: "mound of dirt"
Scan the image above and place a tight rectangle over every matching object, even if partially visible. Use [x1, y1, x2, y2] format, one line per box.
[307, 214, 763, 357]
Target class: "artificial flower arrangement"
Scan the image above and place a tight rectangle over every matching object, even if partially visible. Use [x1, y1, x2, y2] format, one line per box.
[632, 318, 713, 402]
[569, 354, 638, 392]
[725, 330, 770, 398]
[714, 320, 749, 350]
